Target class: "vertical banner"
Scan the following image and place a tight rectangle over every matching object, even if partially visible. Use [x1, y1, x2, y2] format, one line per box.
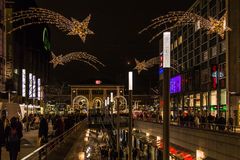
[33, 75, 36, 98]
[22, 69, 26, 97]
[37, 78, 41, 100]
[163, 32, 171, 68]
[29, 73, 33, 98]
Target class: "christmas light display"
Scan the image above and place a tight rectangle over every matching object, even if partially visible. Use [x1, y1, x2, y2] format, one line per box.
[2, 8, 94, 42]
[140, 11, 231, 42]
[134, 56, 182, 74]
[134, 57, 159, 74]
[50, 52, 105, 70]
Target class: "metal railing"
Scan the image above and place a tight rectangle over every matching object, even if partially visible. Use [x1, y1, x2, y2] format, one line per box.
[21, 119, 87, 160]
[134, 117, 240, 134]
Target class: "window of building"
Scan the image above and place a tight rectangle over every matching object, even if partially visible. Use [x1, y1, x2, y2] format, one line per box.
[202, 92, 208, 106]
[210, 90, 217, 106]
[92, 90, 104, 95]
[220, 89, 226, 105]
[203, 51, 208, 61]
[195, 38, 200, 47]
[190, 95, 194, 107]
[218, 63, 226, 79]
[195, 20, 201, 31]
[174, 40, 178, 48]
[196, 94, 201, 107]
[178, 36, 183, 45]
[219, 0, 226, 11]
[201, 68, 209, 84]
[195, 55, 200, 65]
[211, 46, 217, 57]
[210, 6, 216, 17]
[219, 41, 226, 53]
[171, 43, 174, 51]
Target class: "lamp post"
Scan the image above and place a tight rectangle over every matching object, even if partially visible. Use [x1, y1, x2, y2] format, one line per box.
[128, 71, 133, 160]
[162, 32, 171, 160]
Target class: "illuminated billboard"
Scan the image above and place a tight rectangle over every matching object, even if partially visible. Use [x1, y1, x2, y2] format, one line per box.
[170, 75, 181, 94]
[22, 69, 26, 97]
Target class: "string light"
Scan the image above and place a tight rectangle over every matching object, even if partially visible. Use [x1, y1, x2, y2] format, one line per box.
[2, 8, 94, 42]
[49, 51, 105, 71]
[139, 11, 231, 42]
[134, 56, 183, 74]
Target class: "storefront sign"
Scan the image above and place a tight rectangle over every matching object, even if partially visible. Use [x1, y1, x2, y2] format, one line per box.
[170, 75, 181, 94]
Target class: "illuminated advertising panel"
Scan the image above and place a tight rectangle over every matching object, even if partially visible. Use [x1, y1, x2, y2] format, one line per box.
[37, 78, 41, 100]
[163, 32, 171, 68]
[32, 75, 36, 98]
[22, 69, 26, 97]
[29, 73, 33, 98]
[170, 75, 181, 94]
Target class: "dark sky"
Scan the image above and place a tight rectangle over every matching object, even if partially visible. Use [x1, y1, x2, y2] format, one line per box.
[35, 0, 195, 92]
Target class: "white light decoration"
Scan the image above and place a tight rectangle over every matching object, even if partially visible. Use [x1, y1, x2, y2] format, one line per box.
[140, 11, 231, 42]
[128, 71, 133, 91]
[110, 92, 113, 103]
[134, 56, 182, 74]
[29, 73, 33, 98]
[49, 52, 105, 71]
[32, 75, 36, 98]
[107, 97, 110, 105]
[2, 8, 94, 43]
[196, 150, 205, 160]
[134, 57, 159, 74]
[37, 78, 41, 100]
[163, 32, 171, 68]
[22, 69, 26, 97]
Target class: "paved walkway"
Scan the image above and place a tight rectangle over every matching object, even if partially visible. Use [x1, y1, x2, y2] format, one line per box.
[2, 124, 53, 160]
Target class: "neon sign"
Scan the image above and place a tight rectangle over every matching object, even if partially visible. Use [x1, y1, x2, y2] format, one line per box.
[170, 75, 182, 94]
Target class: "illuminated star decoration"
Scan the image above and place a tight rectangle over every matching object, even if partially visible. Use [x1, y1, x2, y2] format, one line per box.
[2, 8, 94, 42]
[134, 57, 159, 74]
[50, 52, 105, 71]
[139, 11, 231, 42]
[134, 56, 183, 74]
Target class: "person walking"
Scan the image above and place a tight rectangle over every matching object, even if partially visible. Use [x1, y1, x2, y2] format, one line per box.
[5, 117, 23, 160]
[0, 117, 4, 160]
[39, 115, 49, 145]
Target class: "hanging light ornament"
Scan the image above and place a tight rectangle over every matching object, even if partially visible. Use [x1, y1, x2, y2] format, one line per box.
[2, 8, 94, 42]
[49, 51, 105, 71]
[134, 56, 182, 74]
[134, 57, 159, 74]
[139, 11, 231, 42]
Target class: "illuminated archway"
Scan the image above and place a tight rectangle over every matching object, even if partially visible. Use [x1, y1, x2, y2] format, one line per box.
[72, 95, 89, 114]
[113, 96, 128, 113]
[92, 97, 104, 109]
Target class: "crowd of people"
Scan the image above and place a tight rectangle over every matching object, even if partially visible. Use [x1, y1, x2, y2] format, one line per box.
[134, 111, 235, 132]
[0, 111, 87, 160]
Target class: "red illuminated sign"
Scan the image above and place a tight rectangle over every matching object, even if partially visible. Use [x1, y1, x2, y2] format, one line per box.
[95, 80, 102, 85]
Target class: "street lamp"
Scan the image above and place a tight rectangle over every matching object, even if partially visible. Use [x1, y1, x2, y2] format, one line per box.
[128, 71, 133, 160]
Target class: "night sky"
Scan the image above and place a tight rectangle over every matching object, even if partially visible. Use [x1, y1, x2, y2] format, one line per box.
[35, 0, 196, 92]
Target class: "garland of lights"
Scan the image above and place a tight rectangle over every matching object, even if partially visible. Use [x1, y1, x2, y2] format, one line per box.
[2, 8, 94, 42]
[134, 56, 182, 74]
[49, 52, 105, 70]
[139, 11, 231, 42]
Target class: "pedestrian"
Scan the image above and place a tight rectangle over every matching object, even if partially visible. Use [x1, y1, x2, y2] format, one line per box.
[0, 116, 5, 160]
[5, 117, 23, 160]
[39, 115, 48, 145]
[228, 117, 234, 131]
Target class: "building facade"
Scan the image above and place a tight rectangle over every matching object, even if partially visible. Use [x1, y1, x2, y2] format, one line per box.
[1, 0, 51, 112]
[164, 0, 240, 125]
[71, 84, 125, 114]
